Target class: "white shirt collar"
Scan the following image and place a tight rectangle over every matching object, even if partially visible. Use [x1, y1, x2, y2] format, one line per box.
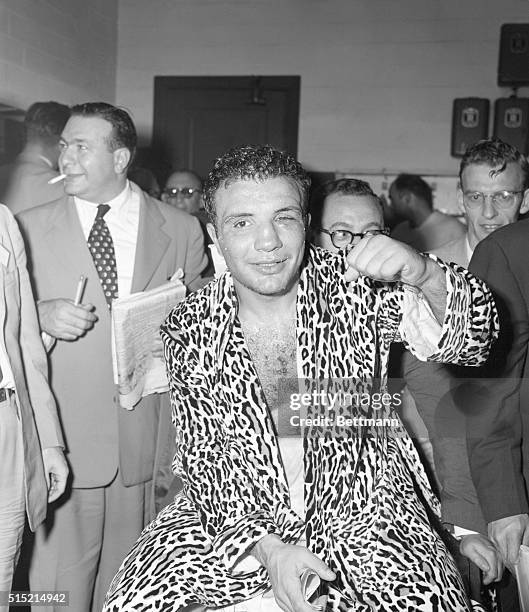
[74, 180, 131, 215]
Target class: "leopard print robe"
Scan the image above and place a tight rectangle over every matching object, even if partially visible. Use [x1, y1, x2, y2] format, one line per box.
[104, 246, 498, 611]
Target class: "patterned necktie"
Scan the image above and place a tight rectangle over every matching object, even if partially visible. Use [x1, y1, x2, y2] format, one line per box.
[87, 204, 118, 308]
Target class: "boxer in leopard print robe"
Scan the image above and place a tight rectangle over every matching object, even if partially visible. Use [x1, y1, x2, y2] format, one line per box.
[105, 146, 498, 612]
[105, 245, 497, 612]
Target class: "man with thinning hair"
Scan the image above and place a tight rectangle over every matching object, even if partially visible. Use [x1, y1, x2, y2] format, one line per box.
[463, 139, 529, 587]
[400, 138, 529, 609]
[18, 102, 208, 612]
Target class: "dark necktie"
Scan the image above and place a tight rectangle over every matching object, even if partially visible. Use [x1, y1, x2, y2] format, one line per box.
[87, 204, 118, 307]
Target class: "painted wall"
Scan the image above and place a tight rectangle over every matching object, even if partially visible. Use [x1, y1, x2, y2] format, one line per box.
[0, 0, 118, 111]
[116, 0, 529, 175]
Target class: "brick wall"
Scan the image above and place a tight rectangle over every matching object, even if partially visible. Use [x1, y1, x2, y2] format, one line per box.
[0, 0, 117, 111]
[116, 0, 529, 174]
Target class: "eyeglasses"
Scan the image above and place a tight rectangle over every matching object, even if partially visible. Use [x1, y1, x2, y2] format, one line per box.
[162, 187, 202, 199]
[316, 227, 389, 250]
[463, 190, 525, 209]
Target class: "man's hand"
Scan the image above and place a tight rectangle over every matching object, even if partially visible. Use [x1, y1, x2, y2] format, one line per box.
[253, 534, 335, 612]
[344, 234, 437, 287]
[488, 514, 529, 570]
[41, 446, 69, 502]
[459, 533, 504, 585]
[344, 234, 447, 323]
[38, 299, 98, 341]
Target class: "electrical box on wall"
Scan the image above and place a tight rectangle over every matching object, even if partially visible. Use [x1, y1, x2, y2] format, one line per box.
[451, 98, 490, 158]
[493, 97, 529, 154]
[498, 24, 529, 87]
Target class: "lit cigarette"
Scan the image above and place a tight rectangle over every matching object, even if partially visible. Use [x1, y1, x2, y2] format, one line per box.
[48, 174, 66, 184]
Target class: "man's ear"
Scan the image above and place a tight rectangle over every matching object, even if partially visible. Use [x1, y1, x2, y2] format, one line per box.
[401, 191, 412, 205]
[114, 148, 131, 175]
[519, 188, 529, 215]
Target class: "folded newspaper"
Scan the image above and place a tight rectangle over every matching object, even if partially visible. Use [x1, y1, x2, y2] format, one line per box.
[111, 273, 186, 409]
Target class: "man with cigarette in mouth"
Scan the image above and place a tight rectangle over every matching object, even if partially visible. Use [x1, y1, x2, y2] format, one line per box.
[104, 144, 498, 611]
[17, 102, 208, 612]
[0, 101, 70, 215]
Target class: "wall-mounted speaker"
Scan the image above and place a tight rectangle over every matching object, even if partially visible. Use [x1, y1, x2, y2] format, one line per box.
[451, 98, 490, 157]
[498, 24, 529, 87]
[493, 97, 529, 154]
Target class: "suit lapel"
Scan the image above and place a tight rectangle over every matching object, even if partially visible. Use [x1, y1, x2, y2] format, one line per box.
[130, 190, 171, 293]
[44, 197, 92, 278]
[43, 197, 109, 311]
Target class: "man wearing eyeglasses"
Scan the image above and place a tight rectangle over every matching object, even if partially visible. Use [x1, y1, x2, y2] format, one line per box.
[311, 178, 389, 253]
[161, 169, 204, 215]
[161, 168, 212, 256]
[458, 143, 529, 255]
[464, 139, 529, 593]
[401, 138, 529, 609]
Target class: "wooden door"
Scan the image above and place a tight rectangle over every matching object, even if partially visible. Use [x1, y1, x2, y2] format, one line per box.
[152, 76, 300, 179]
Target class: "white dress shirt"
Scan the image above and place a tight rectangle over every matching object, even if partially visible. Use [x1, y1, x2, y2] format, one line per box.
[74, 181, 139, 299]
[0, 309, 14, 390]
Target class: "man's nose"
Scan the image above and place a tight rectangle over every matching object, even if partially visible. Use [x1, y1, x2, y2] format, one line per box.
[60, 146, 75, 168]
[482, 197, 498, 218]
[174, 194, 187, 208]
[255, 221, 282, 251]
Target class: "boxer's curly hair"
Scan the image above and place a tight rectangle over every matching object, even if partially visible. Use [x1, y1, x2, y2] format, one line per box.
[203, 144, 310, 227]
